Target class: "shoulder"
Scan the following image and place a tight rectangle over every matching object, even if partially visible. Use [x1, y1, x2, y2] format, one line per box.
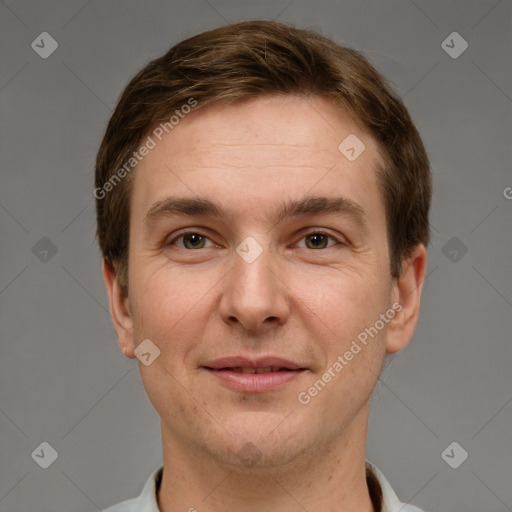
[102, 497, 139, 512]
[366, 460, 429, 512]
[99, 465, 163, 512]
[393, 504, 427, 512]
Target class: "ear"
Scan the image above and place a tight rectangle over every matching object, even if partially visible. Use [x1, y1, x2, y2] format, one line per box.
[386, 244, 427, 354]
[102, 259, 135, 358]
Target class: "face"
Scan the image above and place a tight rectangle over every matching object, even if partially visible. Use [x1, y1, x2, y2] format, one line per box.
[106, 94, 423, 469]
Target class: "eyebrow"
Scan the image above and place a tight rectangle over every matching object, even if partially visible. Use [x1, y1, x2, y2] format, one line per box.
[144, 195, 368, 230]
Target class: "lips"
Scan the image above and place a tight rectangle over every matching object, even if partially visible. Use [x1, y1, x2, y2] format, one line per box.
[203, 356, 303, 372]
[202, 356, 307, 393]
[228, 366, 291, 374]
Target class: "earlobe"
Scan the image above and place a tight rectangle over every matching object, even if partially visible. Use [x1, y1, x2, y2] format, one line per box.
[102, 260, 135, 358]
[385, 244, 427, 354]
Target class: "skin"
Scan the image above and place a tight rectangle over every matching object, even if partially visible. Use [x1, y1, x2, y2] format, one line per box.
[103, 94, 427, 512]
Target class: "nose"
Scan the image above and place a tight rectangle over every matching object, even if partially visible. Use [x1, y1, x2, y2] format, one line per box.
[218, 243, 290, 332]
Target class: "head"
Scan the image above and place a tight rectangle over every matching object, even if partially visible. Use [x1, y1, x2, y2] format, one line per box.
[95, 20, 431, 468]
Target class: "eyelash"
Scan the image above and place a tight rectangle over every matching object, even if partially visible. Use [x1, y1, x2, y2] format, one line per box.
[166, 230, 345, 250]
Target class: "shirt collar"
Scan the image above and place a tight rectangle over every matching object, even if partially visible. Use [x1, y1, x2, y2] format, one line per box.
[134, 460, 423, 512]
[366, 461, 426, 512]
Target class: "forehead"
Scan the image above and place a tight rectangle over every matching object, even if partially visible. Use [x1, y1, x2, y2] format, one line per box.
[130, 94, 386, 224]
[152, 95, 380, 161]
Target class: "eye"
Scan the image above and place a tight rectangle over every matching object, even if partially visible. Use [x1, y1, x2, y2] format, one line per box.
[297, 231, 341, 250]
[166, 230, 343, 251]
[167, 231, 216, 250]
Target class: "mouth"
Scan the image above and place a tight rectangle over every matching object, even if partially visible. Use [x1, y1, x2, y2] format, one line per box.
[202, 356, 307, 393]
[213, 366, 298, 374]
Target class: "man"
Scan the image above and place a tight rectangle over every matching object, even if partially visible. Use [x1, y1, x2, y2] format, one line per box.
[95, 19, 431, 512]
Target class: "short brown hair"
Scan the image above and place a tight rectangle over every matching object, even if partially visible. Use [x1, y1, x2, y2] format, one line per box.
[95, 20, 431, 295]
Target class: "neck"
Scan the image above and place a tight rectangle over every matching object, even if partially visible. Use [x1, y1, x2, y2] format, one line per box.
[157, 404, 375, 512]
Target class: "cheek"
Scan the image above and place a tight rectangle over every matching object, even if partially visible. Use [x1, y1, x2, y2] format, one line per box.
[294, 265, 390, 407]
[294, 266, 388, 342]
[130, 263, 211, 332]
[129, 269, 210, 411]
[128, 264, 225, 386]
[299, 280, 388, 414]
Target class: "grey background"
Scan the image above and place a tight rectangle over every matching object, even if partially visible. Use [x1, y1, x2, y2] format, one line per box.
[1, 1, 511, 511]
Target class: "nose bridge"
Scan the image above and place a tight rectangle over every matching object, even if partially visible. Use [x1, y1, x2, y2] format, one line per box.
[219, 236, 289, 330]
[234, 241, 275, 294]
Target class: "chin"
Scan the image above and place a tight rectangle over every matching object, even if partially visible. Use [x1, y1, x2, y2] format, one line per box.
[209, 410, 312, 469]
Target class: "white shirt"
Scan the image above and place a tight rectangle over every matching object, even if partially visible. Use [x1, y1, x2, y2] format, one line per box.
[103, 460, 427, 512]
